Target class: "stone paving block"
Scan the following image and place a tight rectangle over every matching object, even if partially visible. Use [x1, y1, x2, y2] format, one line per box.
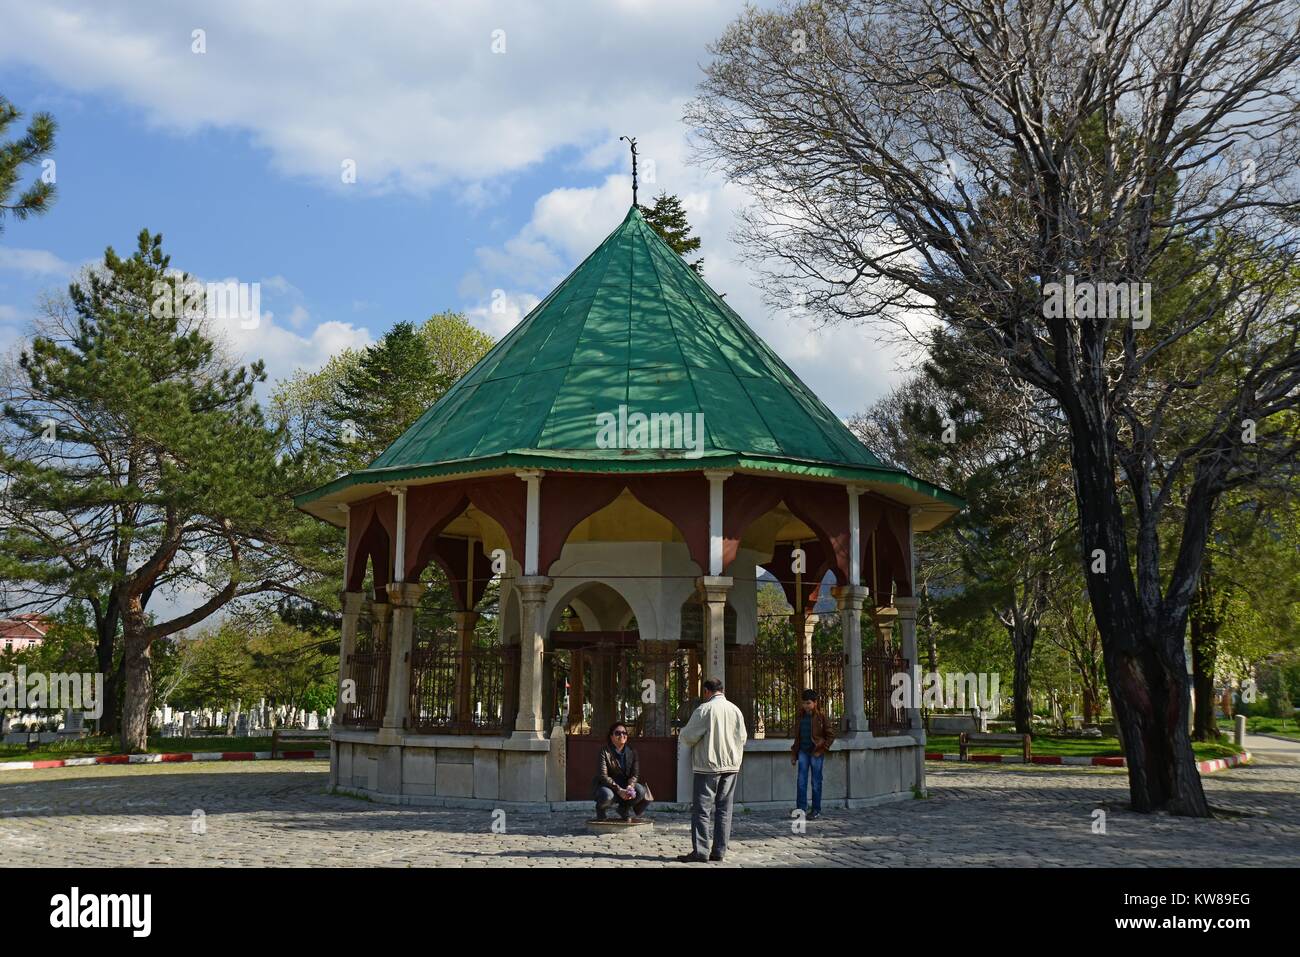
[1, 757, 1295, 868]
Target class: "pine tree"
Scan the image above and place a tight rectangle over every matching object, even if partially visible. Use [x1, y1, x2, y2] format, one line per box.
[0, 230, 300, 751]
[0, 95, 56, 231]
[325, 321, 440, 469]
[639, 192, 703, 274]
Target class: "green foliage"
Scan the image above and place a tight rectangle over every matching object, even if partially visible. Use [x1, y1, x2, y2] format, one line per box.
[1, 230, 291, 633]
[0, 94, 57, 231]
[0, 604, 96, 675]
[274, 311, 494, 478]
[639, 192, 703, 274]
[1259, 665, 1295, 719]
[270, 311, 494, 621]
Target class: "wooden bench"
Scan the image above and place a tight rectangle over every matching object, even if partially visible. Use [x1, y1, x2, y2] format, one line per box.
[959, 731, 1032, 762]
[270, 728, 330, 758]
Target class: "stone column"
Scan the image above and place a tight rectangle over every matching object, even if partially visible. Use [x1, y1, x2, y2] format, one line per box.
[794, 611, 816, 689]
[872, 605, 898, 651]
[336, 592, 366, 713]
[331, 590, 365, 790]
[382, 582, 425, 731]
[639, 639, 674, 736]
[697, 576, 732, 683]
[453, 610, 480, 726]
[512, 575, 553, 740]
[371, 600, 392, 648]
[833, 585, 871, 736]
[895, 596, 922, 732]
[566, 650, 585, 732]
[895, 593, 926, 792]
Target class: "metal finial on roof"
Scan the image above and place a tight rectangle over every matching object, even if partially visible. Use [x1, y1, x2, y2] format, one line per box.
[619, 135, 638, 206]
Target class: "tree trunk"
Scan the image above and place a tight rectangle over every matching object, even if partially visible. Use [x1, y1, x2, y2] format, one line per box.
[1007, 617, 1035, 735]
[120, 626, 153, 753]
[1103, 635, 1208, 815]
[1081, 685, 1099, 725]
[1069, 415, 1210, 817]
[923, 583, 938, 673]
[1189, 564, 1223, 742]
[96, 627, 122, 736]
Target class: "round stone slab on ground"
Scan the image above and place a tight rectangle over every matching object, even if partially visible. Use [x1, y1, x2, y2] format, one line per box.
[586, 818, 655, 835]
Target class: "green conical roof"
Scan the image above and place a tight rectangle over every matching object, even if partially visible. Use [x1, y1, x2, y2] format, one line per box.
[296, 206, 962, 518]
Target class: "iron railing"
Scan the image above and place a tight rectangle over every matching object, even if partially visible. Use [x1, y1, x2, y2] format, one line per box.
[408, 637, 518, 734]
[864, 644, 911, 734]
[340, 612, 388, 728]
[726, 645, 845, 737]
[547, 643, 697, 737]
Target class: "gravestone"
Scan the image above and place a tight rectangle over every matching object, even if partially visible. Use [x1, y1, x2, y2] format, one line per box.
[235, 713, 251, 738]
[0, 715, 10, 734]
[306, 712, 319, 731]
[60, 708, 85, 737]
[182, 712, 194, 737]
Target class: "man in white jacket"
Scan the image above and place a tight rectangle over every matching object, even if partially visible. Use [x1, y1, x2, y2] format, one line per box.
[676, 677, 748, 863]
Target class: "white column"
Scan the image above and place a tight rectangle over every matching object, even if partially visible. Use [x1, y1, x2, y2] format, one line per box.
[340, 503, 351, 584]
[700, 470, 733, 686]
[833, 585, 871, 735]
[382, 582, 424, 731]
[516, 470, 543, 575]
[847, 485, 863, 586]
[902, 506, 925, 792]
[513, 576, 553, 739]
[705, 470, 731, 576]
[389, 486, 408, 583]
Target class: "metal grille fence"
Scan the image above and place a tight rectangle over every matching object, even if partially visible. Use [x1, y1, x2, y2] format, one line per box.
[408, 634, 518, 734]
[548, 643, 698, 737]
[864, 643, 911, 733]
[726, 644, 845, 737]
[340, 610, 388, 728]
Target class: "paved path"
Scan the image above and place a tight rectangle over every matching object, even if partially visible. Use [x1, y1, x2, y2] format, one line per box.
[1, 757, 1296, 867]
[1243, 733, 1300, 763]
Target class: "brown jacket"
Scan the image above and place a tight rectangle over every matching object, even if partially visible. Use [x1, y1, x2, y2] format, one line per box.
[790, 708, 835, 758]
[593, 744, 640, 791]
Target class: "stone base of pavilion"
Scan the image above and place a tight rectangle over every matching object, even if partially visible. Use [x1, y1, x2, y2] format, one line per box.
[329, 727, 925, 812]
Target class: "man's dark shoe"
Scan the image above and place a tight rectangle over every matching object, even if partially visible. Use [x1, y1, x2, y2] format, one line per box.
[595, 810, 607, 821]
[808, 811, 820, 820]
[618, 809, 631, 821]
[709, 852, 725, 862]
[676, 852, 708, 863]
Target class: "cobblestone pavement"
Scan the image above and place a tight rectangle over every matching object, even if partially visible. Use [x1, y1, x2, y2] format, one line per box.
[1, 757, 1296, 867]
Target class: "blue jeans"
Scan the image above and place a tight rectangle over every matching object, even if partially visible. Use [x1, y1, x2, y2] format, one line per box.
[796, 750, 823, 813]
[594, 783, 649, 817]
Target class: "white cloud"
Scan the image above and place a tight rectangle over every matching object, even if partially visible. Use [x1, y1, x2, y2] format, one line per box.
[0, 1, 746, 195]
[0, 247, 75, 276]
[464, 139, 926, 415]
[466, 290, 542, 340]
[3, 0, 925, 415]
[208, 312, 372, 393]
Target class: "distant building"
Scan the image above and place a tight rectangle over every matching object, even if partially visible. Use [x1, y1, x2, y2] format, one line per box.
[0, 614, 51, 653]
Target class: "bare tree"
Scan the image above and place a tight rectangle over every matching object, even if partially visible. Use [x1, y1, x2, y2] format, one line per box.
[689, 0, 1300, 814]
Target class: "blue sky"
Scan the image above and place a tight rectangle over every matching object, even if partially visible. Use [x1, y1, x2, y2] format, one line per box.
[0, 0, 917, 414]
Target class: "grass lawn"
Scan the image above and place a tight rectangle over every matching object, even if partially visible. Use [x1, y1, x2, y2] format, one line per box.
[1218, 715, 1300, 741]
[0, 734, 328, 765]
[924, 733, 1243, 762]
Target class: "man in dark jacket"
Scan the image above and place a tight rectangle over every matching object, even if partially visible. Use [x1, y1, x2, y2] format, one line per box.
[790, 689, 834, 819]
[593, 721, 651, 820]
